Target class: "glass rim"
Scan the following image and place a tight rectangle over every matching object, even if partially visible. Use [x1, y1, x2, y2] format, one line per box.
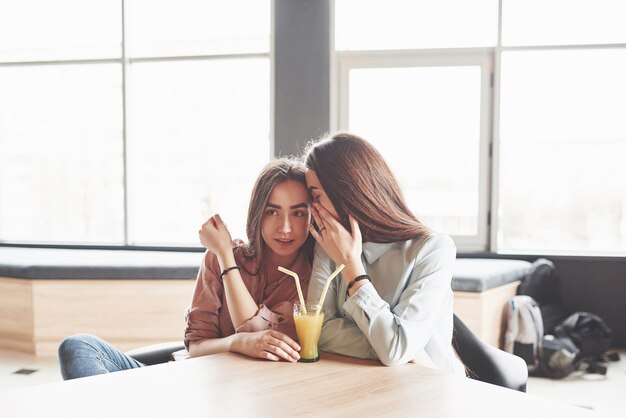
[293, 301, 323, 308]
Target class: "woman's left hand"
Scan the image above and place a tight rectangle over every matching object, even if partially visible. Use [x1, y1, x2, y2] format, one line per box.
[309, 202, 363, 269]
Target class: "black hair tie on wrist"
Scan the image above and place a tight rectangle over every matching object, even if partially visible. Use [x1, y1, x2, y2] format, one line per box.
[346, 274, 370, 297]
[220, 266, 240, 279]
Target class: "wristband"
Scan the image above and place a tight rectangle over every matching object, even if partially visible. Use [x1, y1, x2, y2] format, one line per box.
[346, 274, 370, 296]
[220, 266, 240, 279]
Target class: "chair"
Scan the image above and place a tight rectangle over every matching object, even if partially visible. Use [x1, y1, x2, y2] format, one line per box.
[453, 314, 528, 392]
[126, 341, 185, 366]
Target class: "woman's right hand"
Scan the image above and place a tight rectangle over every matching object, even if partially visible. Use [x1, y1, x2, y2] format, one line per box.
[199, 214, 233, 263]
[231, 330, 301, 362]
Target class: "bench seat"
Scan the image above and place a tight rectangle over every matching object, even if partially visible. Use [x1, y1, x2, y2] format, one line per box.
[453, 258, 532, 347]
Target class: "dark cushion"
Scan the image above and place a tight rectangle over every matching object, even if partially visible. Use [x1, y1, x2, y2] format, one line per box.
[452, 259, 531, 292]
[1, 248, 530, 292]
[0, 247, 201, 280]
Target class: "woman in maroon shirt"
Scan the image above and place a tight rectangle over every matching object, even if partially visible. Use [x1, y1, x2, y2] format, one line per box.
[58, 159, 313, 380]
[185, 158, 313, 362]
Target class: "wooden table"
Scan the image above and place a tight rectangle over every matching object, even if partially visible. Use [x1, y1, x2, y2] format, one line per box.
[0, 352, 597, 417]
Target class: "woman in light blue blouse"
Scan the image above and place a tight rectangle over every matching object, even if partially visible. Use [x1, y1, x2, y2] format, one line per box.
[304, 132, 465, 375]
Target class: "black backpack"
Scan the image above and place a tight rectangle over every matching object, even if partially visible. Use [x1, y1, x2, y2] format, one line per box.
[555, 312, 612, 358]
[518, 258, 559, 305]
[536, 312, 618, 379]
[537, 334, 582, 378]
[517, 258, 568, 334]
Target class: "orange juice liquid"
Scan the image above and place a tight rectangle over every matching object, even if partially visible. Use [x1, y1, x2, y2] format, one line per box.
[294, 313, 324, 362]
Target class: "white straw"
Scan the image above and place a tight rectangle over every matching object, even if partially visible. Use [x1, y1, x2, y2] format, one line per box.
[316, 264, 345, 315]
[278, 266, 307, 315]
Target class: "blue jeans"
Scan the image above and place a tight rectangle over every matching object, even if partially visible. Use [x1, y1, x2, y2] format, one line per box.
[58, 334, 145, 380]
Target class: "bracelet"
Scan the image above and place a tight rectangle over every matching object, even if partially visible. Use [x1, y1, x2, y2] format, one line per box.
[220, 266, 240, 279]
[346, 274, 370, 296]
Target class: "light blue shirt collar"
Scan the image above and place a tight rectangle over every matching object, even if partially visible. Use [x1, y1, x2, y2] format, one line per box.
[362, 241, 396, 264]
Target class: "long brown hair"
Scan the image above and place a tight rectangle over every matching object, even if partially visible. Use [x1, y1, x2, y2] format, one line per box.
[242, 158, 315, 275]
[304, 132, 430, 243]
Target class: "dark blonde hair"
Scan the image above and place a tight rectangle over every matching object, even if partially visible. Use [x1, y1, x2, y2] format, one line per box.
[304, 132, 430, 243]
[242, 158, 314, 275]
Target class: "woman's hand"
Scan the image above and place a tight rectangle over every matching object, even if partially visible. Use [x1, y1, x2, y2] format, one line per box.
[309, 203, 366, 282]
[199, 214, 234, 266]
[231, 330, 301, 362]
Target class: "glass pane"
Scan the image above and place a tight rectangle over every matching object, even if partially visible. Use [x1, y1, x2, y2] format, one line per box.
[335, 0, 498, 51]
[348, 66, 482, 236]
[127, 59, 270, 246]
[0, 64, 124, 244]
[0, 0, 121, 61]
[499, 50, 626, 253]
[126, 0, 270, 57]
[502, 0, 626, 46]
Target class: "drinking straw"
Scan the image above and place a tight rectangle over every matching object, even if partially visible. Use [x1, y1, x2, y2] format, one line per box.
[316, 264, 345, 315]
[278, 266, 307, 314]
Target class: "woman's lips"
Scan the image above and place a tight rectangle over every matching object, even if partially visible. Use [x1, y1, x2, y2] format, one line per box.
[275, 238, 295, 246]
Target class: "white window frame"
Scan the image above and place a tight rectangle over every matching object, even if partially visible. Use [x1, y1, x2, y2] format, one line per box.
[335, 49, 494, 251]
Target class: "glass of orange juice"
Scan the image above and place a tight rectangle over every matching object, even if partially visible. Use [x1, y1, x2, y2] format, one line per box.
[293, 302, 324, 362]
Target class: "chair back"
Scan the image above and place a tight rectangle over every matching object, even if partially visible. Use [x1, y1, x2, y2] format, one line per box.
[126, 341, 185, 366]
[453, 314, 528, 392]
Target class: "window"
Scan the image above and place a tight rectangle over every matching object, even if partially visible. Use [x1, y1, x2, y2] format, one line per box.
[0, 64, 124, 244]
[126, 0, 268, 57]
[0, 0, 124, 245]
[338, 53, 492, 250]
[501, 0, 626, 47]
[335, 0, 498, 51]
[336, 1, 497, 250]
[127, 59, 269, 245]
[0, 0, 270, 246]
[497, 0, 626, 254]
[337, 0, 626, 255]
[0, 0, 121, 61]
[498, 49, 626, 253]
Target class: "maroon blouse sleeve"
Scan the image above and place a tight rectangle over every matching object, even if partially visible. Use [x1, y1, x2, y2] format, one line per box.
[183, 251, 224, 349]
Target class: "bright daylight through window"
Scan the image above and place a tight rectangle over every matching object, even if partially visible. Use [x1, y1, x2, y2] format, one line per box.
[1, 0, 625, 254]
[336, 0, 626, 254]
[0, 0, 270, 246]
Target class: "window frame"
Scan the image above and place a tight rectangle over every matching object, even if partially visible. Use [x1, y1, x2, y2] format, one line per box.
[335, 48, 494, 251]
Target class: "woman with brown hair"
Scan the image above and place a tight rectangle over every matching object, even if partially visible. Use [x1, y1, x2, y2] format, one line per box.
[59, 159, 314, 379]
[304, 133, 464, 374]
[186, 158, 314, 360]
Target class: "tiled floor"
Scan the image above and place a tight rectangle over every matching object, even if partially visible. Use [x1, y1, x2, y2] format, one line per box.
[0, 351, 62, 393]
[1, 349, 625, 415]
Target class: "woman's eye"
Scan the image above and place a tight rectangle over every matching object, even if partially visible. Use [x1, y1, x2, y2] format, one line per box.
[265, 209, 278, 216]
[293, 211, 305, 217]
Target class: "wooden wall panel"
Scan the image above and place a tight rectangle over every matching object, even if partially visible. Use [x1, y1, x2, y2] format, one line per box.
[31, 279, 195, 356]
[0, 278, 195, 357]
[454, 281, 519, 348]
[0, 278, 35, 353]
